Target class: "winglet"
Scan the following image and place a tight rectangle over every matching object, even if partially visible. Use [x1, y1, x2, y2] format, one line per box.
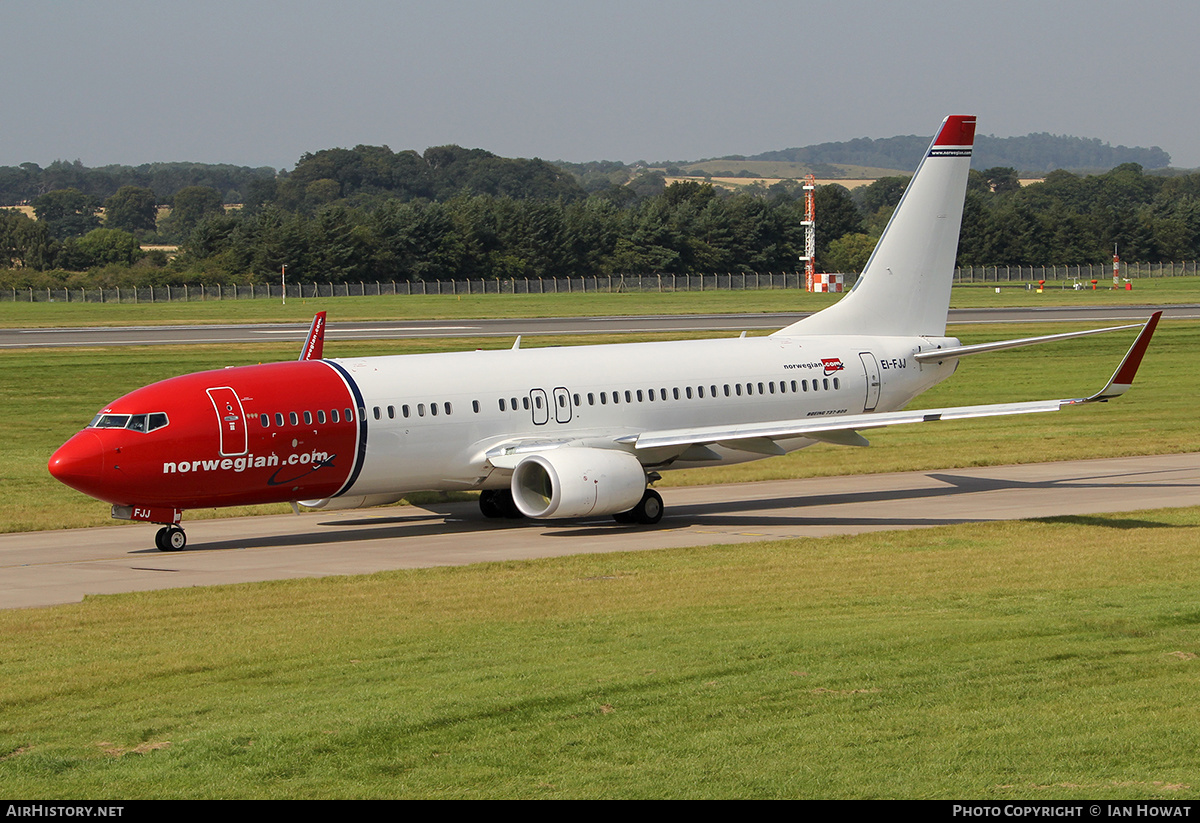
[299, 312, 326, 361]
[1077, 311, 1160, 403]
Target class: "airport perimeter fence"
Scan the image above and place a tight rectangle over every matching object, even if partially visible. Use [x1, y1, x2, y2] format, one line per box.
[3, 262, 1195, 303]
[953, 260, 1198, 283]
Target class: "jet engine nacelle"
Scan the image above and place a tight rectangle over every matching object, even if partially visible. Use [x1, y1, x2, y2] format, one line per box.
[511, 448, 646, 519]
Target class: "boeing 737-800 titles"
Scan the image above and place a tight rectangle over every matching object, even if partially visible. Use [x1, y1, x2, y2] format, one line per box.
[49, 116, 1160, 551]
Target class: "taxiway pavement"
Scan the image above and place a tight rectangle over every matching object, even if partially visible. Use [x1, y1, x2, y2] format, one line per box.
[3, 452, 1197, 610]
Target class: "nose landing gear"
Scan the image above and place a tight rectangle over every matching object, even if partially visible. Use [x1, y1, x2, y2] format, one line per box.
[155, 525, 187, 551]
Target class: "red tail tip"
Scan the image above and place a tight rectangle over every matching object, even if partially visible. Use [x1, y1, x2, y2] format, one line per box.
[934, 115, 977, 147]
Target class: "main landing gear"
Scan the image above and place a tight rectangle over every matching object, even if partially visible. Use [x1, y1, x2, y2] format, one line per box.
[155, 525, 187, 552]
[613, 489, 664, 525]
[480, 487, 664, 524]
[479, 489, 525, 519]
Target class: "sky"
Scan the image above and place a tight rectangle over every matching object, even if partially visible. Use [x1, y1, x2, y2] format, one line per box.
[4, 0, 1199, 171]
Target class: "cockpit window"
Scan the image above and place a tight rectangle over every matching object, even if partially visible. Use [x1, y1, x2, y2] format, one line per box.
[88, 412, 168, 432]
[90, 414, 130, 429]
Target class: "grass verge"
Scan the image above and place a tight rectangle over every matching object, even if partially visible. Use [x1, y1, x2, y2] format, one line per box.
[2, 508, 1198, 798]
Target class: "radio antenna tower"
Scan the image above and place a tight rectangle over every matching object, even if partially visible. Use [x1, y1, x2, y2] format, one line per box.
[800, 174, 816, 288]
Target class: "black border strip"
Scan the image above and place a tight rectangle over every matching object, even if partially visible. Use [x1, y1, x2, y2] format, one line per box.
[321, 360, 369, 497]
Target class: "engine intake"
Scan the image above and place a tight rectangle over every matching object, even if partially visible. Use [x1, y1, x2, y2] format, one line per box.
[511, 448, 646, 519]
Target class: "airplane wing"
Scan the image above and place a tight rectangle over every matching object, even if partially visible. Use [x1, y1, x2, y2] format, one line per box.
[620, 311, 1161, 456]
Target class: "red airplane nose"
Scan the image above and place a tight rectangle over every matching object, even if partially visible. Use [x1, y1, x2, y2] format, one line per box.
[48, 431, 107, 496]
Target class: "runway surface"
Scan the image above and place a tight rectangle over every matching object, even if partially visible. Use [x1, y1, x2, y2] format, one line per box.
[1, 305, 1195, 348]
[4, 452, 1198, 610]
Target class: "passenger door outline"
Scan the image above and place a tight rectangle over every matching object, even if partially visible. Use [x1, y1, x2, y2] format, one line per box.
[207, 386, 248, 456]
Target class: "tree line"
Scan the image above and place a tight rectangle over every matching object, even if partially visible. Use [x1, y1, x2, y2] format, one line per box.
[5, 142, 1200, 288]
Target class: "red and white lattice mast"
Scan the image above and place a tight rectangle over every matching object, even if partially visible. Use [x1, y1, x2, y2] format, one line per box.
[800, 174, 816, 289]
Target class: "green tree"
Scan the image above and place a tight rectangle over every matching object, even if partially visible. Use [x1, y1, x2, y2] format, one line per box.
[0, 209, 55, 269]
[33, 188, 101, 239]
[161, 186, 225, 241]
[73, 228, 144, 267]
[103, 186, 158, 235]
[824, 232, 875, 273]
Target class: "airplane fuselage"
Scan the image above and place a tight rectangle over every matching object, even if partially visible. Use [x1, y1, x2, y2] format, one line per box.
[50, 333, 959, 513]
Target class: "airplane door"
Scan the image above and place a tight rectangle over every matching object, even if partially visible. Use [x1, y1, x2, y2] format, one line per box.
[859, 353, 881, 412]
[553, 387, 572, 424]
[530, 388, 549, 425]
[207, 386, 248, 456]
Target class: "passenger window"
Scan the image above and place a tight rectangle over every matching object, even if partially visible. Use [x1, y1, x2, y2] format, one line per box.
[289, 412, 299, 425]
[387, 406, 395, 419]
[473, 400, 480, 413]
[331, 409, 340, 423]
[261, 414, 270, 428]
[373, 407, 381, 420]
[317, 410, 326, 424]
[402, 405, 410, 418]
[275, 412, 285, 426]
[445, 402, 452, 415]
[346, 408, 355, 422]
[418, 404, 425, 417]
[499, 399, 507, 412]
[304, 411, 313, 425]
[430, 403, 438, 416]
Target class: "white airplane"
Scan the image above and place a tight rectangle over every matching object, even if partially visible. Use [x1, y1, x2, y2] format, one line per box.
[49, 116, 1160, 551]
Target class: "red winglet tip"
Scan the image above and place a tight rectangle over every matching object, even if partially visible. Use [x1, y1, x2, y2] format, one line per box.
[1111, 311, 1160, 386]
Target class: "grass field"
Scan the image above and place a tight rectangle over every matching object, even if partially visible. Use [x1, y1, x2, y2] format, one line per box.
[0, 275, 1197, 327]
[2, 289, 1198, 798]
[2, 508, 1198, 798]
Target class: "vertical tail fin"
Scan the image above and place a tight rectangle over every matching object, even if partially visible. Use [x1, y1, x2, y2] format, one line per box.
[774, 115, 976, 338]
